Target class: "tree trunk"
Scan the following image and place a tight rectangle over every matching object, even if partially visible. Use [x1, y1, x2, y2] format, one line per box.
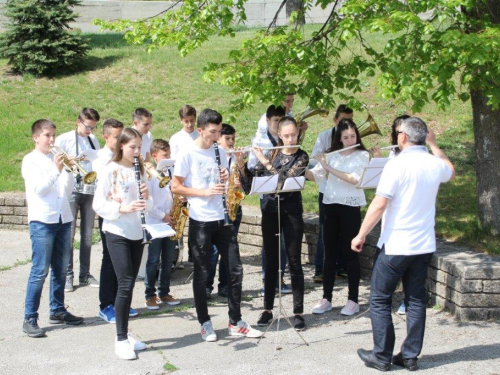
[470, 89, 500, 236]
[286, 0, 306, 25]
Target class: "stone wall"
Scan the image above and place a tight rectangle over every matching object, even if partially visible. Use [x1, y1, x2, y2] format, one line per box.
[2, 191, 499, 321]
[0, 0, 342, 32]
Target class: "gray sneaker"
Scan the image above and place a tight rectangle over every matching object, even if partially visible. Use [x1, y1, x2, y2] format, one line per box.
[64, 276, 74, 292]
[23, 319, 45, 338]
[80, 274, 99, 288]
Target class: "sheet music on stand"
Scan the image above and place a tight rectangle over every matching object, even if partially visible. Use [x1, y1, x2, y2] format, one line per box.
[358, 157, 389, 189]
[249, 170, 306, 195]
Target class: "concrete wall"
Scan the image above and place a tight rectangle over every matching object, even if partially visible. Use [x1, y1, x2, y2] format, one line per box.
[2, 191, 500, 321]
[0, 0, 341, 32]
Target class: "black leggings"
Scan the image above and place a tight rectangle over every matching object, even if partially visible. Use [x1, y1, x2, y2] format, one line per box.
[261, 210, 304, 314]
[106, 232, 144, 341]
[322, 204, 361, 303]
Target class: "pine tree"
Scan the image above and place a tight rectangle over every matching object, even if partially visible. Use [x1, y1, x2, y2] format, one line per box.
[0, 0, 88, 75]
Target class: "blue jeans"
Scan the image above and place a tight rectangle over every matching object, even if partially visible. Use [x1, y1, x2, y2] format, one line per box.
[24, 220, 72, 320]
[207, 209, 242, 292]
[144, 236, 176, 299]
[314, 192, 325, 275]
[370, 246, 433, 363]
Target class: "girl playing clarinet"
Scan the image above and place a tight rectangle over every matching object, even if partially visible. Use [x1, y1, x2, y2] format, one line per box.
[239, 117, 309, 331]
[93, 128, 152, 360]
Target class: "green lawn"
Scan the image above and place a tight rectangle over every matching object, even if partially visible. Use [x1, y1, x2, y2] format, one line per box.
[0, 30, 496, 253]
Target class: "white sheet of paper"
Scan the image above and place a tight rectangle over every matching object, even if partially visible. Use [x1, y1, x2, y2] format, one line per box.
[282, 176, 305, 192]
[77, 149, 98, 162]
[250, 174, 279, 195]
[157, 159, 176, 170]
[358, 158, 390, 189]
[143, 223, 176, 239]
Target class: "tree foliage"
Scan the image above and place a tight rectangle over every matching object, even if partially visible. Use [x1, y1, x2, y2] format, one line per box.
[95, 0, 500, 114]
[0, 0, 88, 75]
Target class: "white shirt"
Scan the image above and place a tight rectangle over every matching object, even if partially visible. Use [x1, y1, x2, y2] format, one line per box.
[254, 111, 293, 140]
[310, 127, 335, 193]
[146, 176, 174, 225]
[93, 162, 153, 240]
[310, 149, 369, 207]
[22, 150, 74, 224]
[92, 146, 114, 177]
[174, 144, 228, 222]
[140, 131, 153, 160]
[376, 146, 453, 256]
[247, 131, 279, 170]
[55, 130, 100, 175]
[169, 129, 199, 160]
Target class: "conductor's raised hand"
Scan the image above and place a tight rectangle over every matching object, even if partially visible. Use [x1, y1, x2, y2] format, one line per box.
[426, 127, 437, 146]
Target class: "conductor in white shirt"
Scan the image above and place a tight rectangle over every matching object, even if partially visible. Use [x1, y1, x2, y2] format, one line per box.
[352, 117, 455, 372]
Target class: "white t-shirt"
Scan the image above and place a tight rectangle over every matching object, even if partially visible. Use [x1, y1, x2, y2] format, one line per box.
[139, 131, 153, 160]
[169, 129, 199, 160]
[376, 145, 453, 255]
[55, 130, 100, 175]
[174, 144, 228, 222]
[146, 177, 174, 225]
[309, 149, 369, 206]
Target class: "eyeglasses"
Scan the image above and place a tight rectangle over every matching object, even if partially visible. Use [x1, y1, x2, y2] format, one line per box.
[396, 131, 405, 136]
[81, 122, 98, 132]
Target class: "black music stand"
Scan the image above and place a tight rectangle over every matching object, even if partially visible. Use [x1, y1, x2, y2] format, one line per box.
[249, 167, 309, 349]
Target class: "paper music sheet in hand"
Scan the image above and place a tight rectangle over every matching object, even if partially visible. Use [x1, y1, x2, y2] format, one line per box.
[143, 223, 176, 239]
[358, 158, 390, 189]
[250, 174, 279, 195]
[77, 149, 98, 162]
[282, 176, 306, 192]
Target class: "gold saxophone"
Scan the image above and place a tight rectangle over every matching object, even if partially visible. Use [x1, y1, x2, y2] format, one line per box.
[169, 195, 189, 241]
[227, 163, 245, 222]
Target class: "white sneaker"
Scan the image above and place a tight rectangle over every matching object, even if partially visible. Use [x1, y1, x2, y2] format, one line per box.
[312, 299, 333, 314]
[340, 300, 360, 316]
[115, 339, 137, 360]
[201, 320, 217, 342]
[127, 333, 147, 351]
[228, 320, 263, 338]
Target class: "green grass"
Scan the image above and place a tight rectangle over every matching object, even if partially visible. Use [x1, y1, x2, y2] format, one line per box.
[0, 257, 32, 272]
[0, 29, 497, 253]
[138, 304, 193, 318]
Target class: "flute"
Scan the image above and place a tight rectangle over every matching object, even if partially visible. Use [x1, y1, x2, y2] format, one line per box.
[226, 144, 301, 154]
[323, 143, 360, 156]
[380, 145, 399, 150]
[213, 142, 232, 226]
[133, 156, 152, 244]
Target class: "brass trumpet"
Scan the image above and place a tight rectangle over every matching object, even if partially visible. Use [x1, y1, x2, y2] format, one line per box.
[50, 145, 96, 184]
[145, 164, 171, 188]
[358, 113, 383, 137]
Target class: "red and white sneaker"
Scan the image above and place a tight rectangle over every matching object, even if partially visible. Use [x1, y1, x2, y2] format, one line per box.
[228, 320, 263, 338]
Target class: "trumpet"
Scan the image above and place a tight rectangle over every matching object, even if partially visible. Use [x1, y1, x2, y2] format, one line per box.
[358, 113, 383, 137]
[50, 145, 96, 184]
[144, 163, 170, 188]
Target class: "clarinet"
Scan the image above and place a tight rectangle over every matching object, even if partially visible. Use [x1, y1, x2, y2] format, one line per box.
[213, 142, 232, 226]
[134, 156, 152, 244]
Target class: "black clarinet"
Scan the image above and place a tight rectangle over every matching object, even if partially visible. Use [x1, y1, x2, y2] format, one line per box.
[213, 142, 232, 226]
[134, 156, 152, 244]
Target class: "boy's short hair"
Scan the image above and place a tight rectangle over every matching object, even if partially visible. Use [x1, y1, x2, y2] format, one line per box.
[197, 108, 222, 129]
[266, 105, 286, 119]
[179, 105, 197, 119]
[151, 139, 170, 155]
[133, 108, 153, 121]
[334, 104, 353, 119]
[221, 123, 235, 135]
[31, 119, 56, 135]
[102, 118, 124, 135]
[78, 108, 100, 122]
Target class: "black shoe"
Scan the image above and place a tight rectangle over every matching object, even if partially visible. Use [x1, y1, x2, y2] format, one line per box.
[23, 319, 45, 338]
[392, 352, 419, 371]
[49, 311, 84, 325]
[217, 286, 228, 298]
[257, 311, 273, 327]
[357, 349, 391, 372]
[293, 315, 306, 331]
